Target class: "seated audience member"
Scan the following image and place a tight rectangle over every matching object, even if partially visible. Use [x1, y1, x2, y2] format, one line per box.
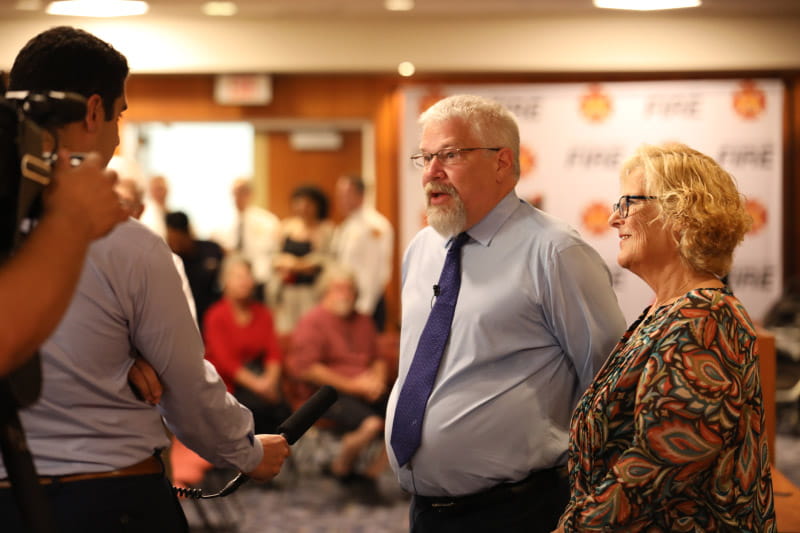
[166, 211, 224, 329]
[556, 143, 776, 532]
[285, 266, 388, 489]
[204, 255, 290, 434]
[271, 185, 335, 334]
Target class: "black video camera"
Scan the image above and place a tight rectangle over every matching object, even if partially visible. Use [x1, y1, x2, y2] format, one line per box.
[0, 75, 87, 408]
[0, 76, 87, 262]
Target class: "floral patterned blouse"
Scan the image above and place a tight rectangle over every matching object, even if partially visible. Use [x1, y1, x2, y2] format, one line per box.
[559, 288, 775, 532]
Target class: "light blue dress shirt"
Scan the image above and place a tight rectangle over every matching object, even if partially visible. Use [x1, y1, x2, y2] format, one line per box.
[386, 191, 626, 497]
[0, 219, 262, 477]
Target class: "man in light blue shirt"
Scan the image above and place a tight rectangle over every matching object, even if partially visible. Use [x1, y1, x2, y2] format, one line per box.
[0, 27, 289, 533]
[385, 94, 626, 533]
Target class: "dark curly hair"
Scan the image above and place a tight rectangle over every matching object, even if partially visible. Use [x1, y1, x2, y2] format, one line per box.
[291, 185, 330, 220]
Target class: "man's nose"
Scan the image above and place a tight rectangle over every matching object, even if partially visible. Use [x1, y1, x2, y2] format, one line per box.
[422, 157, 445, 184]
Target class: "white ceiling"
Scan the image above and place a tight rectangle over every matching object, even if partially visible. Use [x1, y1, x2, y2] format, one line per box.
[6, 0, 800, 19]
[2, 0, 800, 73]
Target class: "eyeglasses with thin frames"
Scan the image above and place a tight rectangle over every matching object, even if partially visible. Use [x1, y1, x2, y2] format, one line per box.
[409, 147, 501, 169]
[612, 195, 657, 218]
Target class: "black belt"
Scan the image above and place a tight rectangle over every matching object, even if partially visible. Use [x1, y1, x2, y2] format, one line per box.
[413, 466, 567, 511]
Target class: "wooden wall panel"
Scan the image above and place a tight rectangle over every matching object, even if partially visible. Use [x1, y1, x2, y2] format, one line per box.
[266, 130, 362, 221]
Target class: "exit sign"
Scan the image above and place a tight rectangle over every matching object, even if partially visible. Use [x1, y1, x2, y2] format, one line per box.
[214, 74, 272, 106]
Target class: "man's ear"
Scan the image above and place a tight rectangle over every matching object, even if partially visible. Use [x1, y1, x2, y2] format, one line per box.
[84, 94, 104, 133]
[496, 147, 514, 182]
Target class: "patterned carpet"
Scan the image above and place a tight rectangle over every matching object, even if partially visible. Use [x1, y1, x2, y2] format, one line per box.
[180, 428, 410, 533]
[181, 469, 409, 533]
[182, 410, 800, 533]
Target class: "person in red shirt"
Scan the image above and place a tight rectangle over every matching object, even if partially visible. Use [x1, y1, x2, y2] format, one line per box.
[285, 266, 389, 486]
[204, 254, 290, 433]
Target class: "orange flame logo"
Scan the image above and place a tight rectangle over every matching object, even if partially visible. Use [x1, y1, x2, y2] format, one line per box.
[733, 80, 766, 120]
[519, 144, 536, 177]
[745, 199, 767, 234]
[580, 84, 613, 123]
[582, 202, 612, 236]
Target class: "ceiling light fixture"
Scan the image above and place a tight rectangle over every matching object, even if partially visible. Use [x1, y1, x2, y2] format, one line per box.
[202, 1, 238, 16]
[46, 0, 149, 17]
[384, 0, 414, 12]
[398, 61, 416, 77]
[593, 0, 701, 10]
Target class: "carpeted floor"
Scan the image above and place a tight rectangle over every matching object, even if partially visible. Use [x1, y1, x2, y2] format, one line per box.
[181, 467, 409, 533]
[180, 428, 410, 533]
[182, 408, 800, 533]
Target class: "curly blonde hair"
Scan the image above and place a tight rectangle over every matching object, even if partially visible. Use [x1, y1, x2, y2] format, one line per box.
[621, 142, 752, 277]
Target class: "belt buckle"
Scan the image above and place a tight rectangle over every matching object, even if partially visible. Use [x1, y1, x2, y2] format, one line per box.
[430, 501, 455, 508]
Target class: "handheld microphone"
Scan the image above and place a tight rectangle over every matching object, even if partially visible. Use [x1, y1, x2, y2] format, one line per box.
[278, 385, 338, 444]
[173, 386, 339, 499]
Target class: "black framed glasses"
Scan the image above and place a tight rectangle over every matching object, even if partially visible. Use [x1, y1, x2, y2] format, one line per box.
[612, 195, 657, 218]
[410, 147, 501, 169]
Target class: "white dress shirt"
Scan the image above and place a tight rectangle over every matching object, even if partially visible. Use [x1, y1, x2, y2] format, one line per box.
[333, 206, 394, 316]
[140, 199, 166, 240]
[214, 205, 280, 285]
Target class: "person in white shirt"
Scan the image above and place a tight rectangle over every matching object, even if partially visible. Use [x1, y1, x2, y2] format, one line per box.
[332, 176, 394, 331]
[214, 178, 280, 300]
[140, 175, 169, 239]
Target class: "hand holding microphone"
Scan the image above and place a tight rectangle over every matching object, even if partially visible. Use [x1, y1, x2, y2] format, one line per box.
[175, 386, 340, 498]
[249, 385, 339, 481]
[246, 434, 291, 483]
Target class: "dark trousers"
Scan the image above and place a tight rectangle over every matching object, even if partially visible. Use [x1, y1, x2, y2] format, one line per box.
[372, 295, 387, 332]
[0, 474, 188, 533]
[409, 466, 569, 533]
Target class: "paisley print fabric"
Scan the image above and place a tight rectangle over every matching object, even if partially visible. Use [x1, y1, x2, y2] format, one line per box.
[559, 288, 776, 532]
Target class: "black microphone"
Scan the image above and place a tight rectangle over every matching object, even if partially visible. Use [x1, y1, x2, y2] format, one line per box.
[173, 385, 339, 499]
[433, 284, 440, 297]
[277, 385, 339, 445]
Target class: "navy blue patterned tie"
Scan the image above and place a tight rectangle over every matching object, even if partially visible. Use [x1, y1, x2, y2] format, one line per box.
[391, 232, 470, 466]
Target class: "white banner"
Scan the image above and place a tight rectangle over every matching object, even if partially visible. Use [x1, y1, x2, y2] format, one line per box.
[399, 80, 783, 324]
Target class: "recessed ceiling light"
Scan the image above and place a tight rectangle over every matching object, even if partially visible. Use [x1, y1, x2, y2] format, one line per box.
[398, 61, 416, 77]
[202, 1, 238, 17]
[594, 0, 701, 10]
[385, 0, 414, 12]
[46, 0, 149, 17]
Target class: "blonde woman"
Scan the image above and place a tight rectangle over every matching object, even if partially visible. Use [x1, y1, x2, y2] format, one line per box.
[557, 143, 775, 532]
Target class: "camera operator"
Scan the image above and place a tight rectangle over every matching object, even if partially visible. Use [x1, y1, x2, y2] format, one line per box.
[0, 26, 289, 533]
[0, 151, 125, 376]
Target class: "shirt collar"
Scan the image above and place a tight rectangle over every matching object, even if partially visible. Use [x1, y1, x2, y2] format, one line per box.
[461, 190, 521, 248]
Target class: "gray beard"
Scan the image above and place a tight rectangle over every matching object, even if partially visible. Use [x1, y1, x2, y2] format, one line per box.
[427, 197, 467, 238]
